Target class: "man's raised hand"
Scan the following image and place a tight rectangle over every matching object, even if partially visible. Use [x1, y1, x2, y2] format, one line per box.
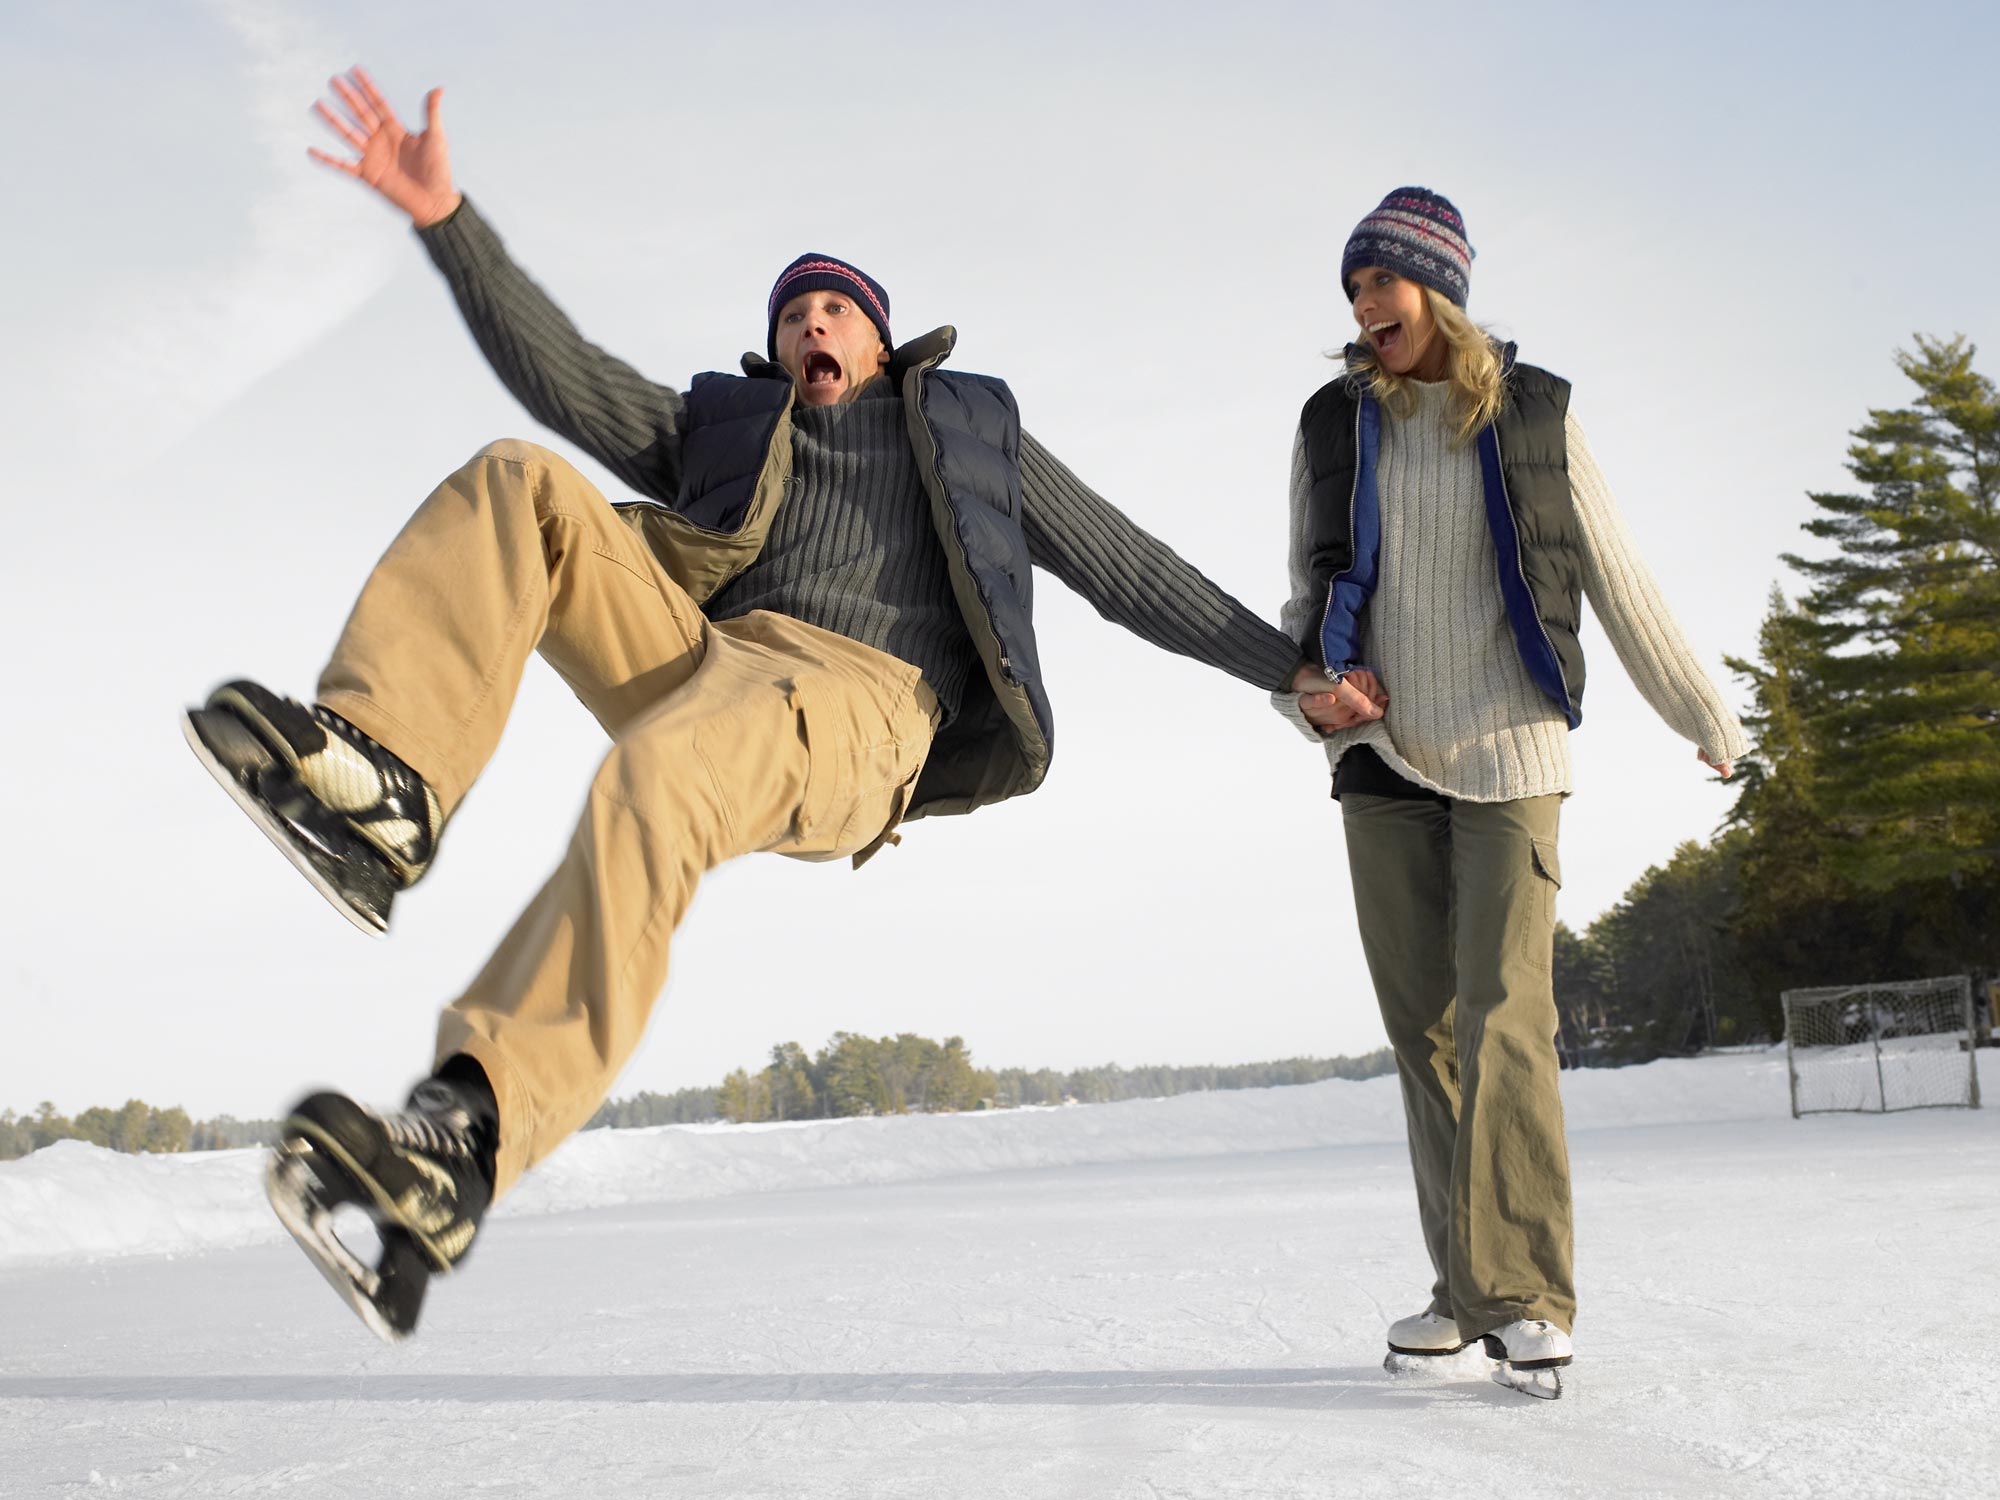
[309, 67, 461, 229]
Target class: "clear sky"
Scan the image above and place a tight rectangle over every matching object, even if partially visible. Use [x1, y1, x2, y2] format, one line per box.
[4, 0, 1996, 1119]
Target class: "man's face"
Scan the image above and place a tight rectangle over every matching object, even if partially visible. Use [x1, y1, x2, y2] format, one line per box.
[773, 289, 890, 406]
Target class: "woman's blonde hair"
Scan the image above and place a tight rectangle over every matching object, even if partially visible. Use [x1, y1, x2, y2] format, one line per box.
[1343, 287, 1507, 444]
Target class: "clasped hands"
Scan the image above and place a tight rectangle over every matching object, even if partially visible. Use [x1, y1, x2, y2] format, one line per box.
[1290, 664, 1388, 733]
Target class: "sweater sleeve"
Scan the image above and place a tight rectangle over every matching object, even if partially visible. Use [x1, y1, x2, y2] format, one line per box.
[1016, 431, 1302, 691]
[1566, 411, 1752, 764]
[418, 197, 687, 504]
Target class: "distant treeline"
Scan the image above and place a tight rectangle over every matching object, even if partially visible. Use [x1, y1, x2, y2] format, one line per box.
[0, 1102, 282, 1161]
[585, 1035, 1398, 1128]
[0, 1045, 1397, 1160]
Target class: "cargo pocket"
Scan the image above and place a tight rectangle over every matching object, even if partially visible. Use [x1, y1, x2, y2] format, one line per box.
[784, 677, 928, 863]
[1522, 837, 1562, 972]
[783, 682, 838, 854]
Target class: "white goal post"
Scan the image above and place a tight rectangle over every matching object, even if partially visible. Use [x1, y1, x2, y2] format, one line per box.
[1782, 975, 1983, 1118]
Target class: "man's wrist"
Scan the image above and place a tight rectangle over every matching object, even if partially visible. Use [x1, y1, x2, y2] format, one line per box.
[412, 191, 464, 231]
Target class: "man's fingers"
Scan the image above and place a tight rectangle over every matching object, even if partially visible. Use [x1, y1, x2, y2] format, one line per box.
[305, 145, 362, 177]
[1332, 679, 1383, 719]
[353, 67, 403, 130]
[311, 99, 369, 152]
[330, 73, 384, 133]
[1347, 670, 1389, 706]
[424, 86, 444, 134]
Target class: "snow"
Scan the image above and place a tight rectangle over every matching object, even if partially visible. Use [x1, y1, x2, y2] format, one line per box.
[3, 1050, 1996, 1497]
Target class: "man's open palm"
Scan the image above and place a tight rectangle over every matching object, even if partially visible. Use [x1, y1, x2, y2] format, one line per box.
[309, 67, 460, 229]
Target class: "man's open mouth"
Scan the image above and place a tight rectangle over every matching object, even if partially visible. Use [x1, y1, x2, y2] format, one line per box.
[803, 351, 843, 387]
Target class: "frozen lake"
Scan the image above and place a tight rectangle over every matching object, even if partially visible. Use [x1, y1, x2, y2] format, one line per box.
[3, 1054, 1995, 1497]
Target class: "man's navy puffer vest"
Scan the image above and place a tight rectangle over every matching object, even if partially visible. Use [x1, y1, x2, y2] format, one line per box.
[1298, 347, 1586, 727]
[635, 332, 1052, 821]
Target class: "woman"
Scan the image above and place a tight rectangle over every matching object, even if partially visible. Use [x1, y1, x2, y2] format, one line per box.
[1276, 187, 1748, 1399]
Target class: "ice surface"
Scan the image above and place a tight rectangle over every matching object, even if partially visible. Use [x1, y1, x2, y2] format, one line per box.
[3, 1049, 1996, 1498]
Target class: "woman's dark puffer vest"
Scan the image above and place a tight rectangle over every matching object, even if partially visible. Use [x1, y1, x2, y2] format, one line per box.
[607, 327, 1052, 822]
[1298, 345, 1586, 728]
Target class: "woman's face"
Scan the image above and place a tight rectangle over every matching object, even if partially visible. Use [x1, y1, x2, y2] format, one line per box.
[1347, 266, 1445, 378]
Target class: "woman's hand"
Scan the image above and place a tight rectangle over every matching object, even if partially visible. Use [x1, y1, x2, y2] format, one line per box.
[308, 67, 461, 229]
[1292, 665, 1388, 733]
[1697, 747, 1734, 779]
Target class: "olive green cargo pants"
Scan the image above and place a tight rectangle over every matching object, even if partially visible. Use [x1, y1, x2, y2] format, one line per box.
[1340, 791, 1575, 1337]
[316, 440, 937, 1198]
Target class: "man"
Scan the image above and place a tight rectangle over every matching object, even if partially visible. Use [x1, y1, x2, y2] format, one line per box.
[185, 68, 1368, 1341]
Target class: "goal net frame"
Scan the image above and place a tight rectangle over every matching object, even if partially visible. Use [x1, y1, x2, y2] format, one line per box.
[1781, 974, 1983, 1119]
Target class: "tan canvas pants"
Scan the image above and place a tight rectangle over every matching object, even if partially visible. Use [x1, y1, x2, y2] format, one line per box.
[316, 440, 938, 1198]
[1339, 792, 1575, 1337]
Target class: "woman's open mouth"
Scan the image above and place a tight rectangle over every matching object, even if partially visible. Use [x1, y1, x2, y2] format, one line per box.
[1368, 321, 1403, 356]
[803, 351, 843, 389]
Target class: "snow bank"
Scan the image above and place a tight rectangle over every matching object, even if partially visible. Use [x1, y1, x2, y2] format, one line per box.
[0, 1050, 1789, 1272]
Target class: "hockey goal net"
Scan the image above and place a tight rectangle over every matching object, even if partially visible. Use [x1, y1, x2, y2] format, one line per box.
[1782, 974, 1982, 1118]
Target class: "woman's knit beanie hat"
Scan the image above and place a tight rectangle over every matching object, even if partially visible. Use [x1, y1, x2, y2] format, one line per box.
[766, 254, 893, 359]
[1340, 188, 1474, 308]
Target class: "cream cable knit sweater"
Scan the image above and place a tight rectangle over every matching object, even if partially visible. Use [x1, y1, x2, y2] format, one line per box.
[1273, 382, 1750, 801]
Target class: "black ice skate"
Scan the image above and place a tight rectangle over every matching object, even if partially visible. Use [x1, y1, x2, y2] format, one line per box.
[265, 1079, 495, 1342]
[182, 679, 441, 934]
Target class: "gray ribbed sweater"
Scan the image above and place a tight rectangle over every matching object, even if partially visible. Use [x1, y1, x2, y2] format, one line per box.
[418, 199, 1302, 702]
[705, 381, 980, 720]
[1274, 381, 1750, 800]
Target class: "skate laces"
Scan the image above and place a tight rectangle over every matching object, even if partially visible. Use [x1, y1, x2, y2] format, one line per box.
[384, 1084, 477, 1160]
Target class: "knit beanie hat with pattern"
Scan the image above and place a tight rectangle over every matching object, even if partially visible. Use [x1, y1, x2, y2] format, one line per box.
[1339, 188, 1474, 308]
[766, 254, 893, 359]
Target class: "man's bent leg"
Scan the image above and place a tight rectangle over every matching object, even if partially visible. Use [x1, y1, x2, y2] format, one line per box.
[1443, 795, 1574, 1337]
[316, 439, 710, 819]
[437, 618, 936, 1198]
[1341, 793, 1461, 1318]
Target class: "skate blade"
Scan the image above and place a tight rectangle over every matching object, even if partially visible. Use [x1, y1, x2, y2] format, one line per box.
[1490, 1362, 1566, 1400]
[183, 708, 391, 937]
[1384, 1344, 1498, 1383]
[266, 1143, 426, 1344]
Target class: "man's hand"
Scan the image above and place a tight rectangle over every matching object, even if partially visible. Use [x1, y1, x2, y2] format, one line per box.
[308, 67, 461, 229]
[1697, 747, 1734, 780]
[1291, 664, 1388, 733]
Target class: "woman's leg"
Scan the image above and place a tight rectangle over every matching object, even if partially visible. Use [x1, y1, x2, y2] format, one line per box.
[1444, 795, 1574, 1336]
[1341, 793, 1460, 1318]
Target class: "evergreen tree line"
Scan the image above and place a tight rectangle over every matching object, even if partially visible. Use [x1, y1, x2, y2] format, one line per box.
[587, 1036, 1398, 1128]
[1, 1044, 1396, 1158]
[1553, 336, 1999, 1063]
[0, 1102, 284, 1161]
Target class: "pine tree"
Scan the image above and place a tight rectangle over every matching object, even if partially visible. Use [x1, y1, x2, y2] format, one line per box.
[1783, 335, 2000, 893]
[1724, 591, 1884, 1005]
